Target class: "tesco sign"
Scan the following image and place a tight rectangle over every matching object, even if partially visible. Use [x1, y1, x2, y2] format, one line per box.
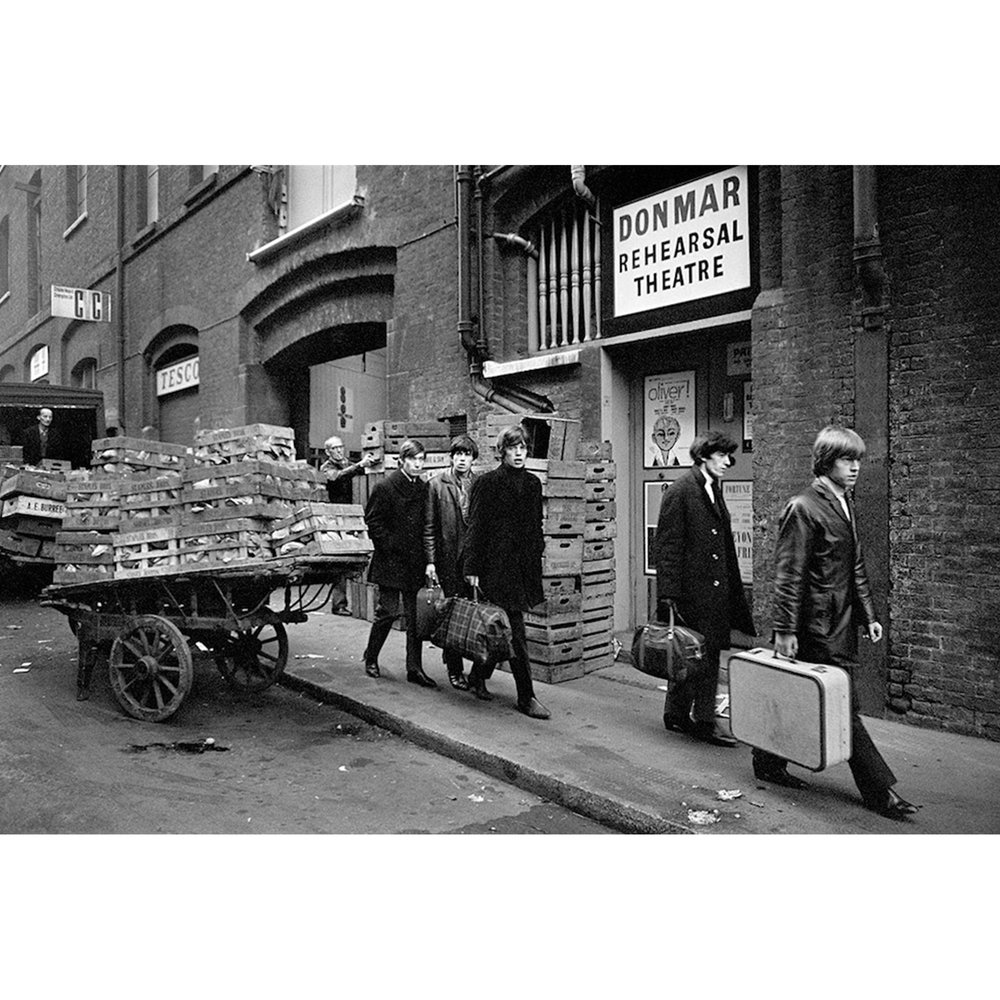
[156, 356, 199, 397]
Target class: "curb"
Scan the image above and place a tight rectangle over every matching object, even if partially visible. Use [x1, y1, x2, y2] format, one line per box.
[279, 672, 693, 835]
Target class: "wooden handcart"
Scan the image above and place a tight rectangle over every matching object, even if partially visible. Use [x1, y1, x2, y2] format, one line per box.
[40, 555, 369, 722]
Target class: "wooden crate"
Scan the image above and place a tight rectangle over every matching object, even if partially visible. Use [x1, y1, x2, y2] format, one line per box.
[539, 478, 586, 499]
[584, 481, 615, 502]
[586, 499, 617, 522]
[525, 458, 586, 480]
[584, 520, 617, 542]
[542, 537, 583, 575]
[542, 513, 585, 536]
[526, 638, 584, 664]
[184, 491, 294, 522]
[118, 474, 183, 529]
[52, 530, 115, 582]
[177, 519, 272, 569]
[529, 591, 583, 617]
[576, 440, 613, 461]
[113, 526, 182, 578]
[582, 561, 615, 584]
[0, 446, 24, 464]
[53, 564, 115, 585]
[2, 495, 66, 520]
[383, 420, 448, 438]
[5, 515, 59, 539]
[522, 658, 588, 684]
[583, 539, 614, 563]
[543, 497, 586, 517]
[271, 503, 373, 557]
[539, 576, 578, 597]
[585, 462, 616, 482]
[92, 437, 190, 474]
[193, 424, 296, 465]
[0, 470, 67, 501]
[63, 477, 121, 531]
[0, 529, 42, 558]
[524, 618, 583, 644]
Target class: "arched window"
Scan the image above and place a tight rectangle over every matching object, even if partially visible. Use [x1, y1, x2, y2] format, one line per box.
[71, 357, 98, 389]
[0, 364, 15, 383]
[27, 345, 50, 382]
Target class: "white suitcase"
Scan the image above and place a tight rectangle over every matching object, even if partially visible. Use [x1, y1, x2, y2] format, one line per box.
[728, 647, 852, 771]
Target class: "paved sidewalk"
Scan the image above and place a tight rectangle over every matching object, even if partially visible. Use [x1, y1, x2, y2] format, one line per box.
[280, 613, 1000, 834]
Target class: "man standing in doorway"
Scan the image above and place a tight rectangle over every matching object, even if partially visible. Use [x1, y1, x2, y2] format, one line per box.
[322, 434, 377, 614]
[752, 425, 918, 820]
[22, 407, 62, 466]
[652, 430, 755, 746]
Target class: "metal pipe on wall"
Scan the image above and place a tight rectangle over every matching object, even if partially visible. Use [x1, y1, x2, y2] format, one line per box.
[115, 165, 126, 433]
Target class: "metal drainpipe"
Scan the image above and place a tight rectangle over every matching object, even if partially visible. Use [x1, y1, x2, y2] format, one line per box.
[853, 165, 884, 305]
[456, 166, 553, 414]
[571, 165, 595, 207]
[115, 165, 126, 433]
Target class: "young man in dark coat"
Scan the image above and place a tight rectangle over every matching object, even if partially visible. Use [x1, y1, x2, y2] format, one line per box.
[423, 434, 479, 690]
[462, 425, 550, 719]
[652, 430, 755, 746]
[753, 425, 918, 819]
[362, 439, 437, 688]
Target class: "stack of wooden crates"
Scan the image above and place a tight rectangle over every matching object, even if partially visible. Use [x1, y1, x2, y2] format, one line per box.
[484, 413, 617, 684]
[0, 463, 67, 565]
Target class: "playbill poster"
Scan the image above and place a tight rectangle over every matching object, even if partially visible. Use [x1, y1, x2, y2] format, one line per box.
[644, 370, 695, 468]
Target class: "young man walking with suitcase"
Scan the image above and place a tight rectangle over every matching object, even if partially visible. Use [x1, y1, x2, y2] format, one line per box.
[754, 425, 918, 820]
[652, 430, 755, 746]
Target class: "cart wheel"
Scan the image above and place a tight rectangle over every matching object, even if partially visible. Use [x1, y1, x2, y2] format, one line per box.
[108, 615, 194, 722]
[215, 622, 289, 692]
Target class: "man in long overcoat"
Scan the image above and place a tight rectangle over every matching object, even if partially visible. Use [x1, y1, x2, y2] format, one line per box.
[362, 439, 437, 687]
[21, 407, 63, 466]
[463, 425, 550, 718]
[652, 430, 755, 746]
[423, 434, 479, 690]
[753, 425, 918, 819]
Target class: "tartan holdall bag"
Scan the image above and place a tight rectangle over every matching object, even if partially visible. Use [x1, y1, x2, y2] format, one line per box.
[430, 588, 514, 671]
[631, 603, 705, 684]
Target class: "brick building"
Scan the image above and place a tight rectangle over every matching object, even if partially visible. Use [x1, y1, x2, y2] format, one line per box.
[1, 163, 996, 740]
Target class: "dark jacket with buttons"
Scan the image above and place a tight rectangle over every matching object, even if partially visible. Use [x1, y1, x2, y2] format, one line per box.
[652, 466, 754, 648]
[423, 468, 476, 597]
[364, 470, 429, 592]
[772, 478, 877, 667]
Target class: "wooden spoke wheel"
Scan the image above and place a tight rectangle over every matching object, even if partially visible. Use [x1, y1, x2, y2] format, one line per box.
[215, 622, 288, 692]
[108, 615, 194, 722]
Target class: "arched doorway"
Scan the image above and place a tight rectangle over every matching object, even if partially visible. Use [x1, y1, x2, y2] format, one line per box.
[151, 334, 199, 446]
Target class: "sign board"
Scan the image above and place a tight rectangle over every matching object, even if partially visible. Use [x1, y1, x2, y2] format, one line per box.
[643, 370, 695, 468]
[336, 384, 355, 433]
[156, 356, 199, 397]
[29, 346, 49, 381]
[51, 285, 112, 323]
[727, 340, 751, 376]
[643, 480, 671, 575]
[613, 166, 750, 317]
[723, 480, 753, 584]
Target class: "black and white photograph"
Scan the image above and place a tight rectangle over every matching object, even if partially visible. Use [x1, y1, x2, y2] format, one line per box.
[1, 5, 994, 998]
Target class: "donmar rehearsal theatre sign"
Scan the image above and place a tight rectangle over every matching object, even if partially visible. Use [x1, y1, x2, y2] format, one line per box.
[613, 166, 750, 317]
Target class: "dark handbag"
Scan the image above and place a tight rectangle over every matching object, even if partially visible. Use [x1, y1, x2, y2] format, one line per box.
[631, 603, 705, 683]
[414, 584, 446, 640]
[430, 587, 514, 670]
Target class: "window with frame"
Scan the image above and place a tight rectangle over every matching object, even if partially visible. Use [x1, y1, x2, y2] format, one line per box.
[0, 215, 9, 300]
[284, 165, 357, 232]
[65, 165, 88, 229]
[71, 357, 98, 389]
[137, 165, 159, 228]
[526, 198, 602, 352]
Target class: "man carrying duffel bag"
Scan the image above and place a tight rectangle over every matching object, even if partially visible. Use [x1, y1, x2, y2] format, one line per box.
[461, 425, 551, 719]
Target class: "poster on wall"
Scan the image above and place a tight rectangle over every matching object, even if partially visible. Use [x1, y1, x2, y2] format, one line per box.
[644, 370, 696, 468]
[644, 480, 672, 575]
[742, 380, 753, 452]
[723, 480, 753, 584]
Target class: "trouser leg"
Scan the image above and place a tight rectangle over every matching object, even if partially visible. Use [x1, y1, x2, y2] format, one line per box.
[400, 589, 423, 675]
[364, 587, 401, 665]
[443, 649, 466, 676]
[847, 687, 896, 802]
[691, 647, 722, 725]
[504, 609, 535, 706]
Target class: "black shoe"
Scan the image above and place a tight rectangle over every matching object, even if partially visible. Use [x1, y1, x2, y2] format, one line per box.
[517, 697, 551, 720]
[364, 661, 380, 678]
[692, 722, 738, 747]
[448, 671, 470, 691]
[865, 788, 919, 819]
[752, 761, 809, 790]
[468, 675, 493, 701]
[663, 713, 694, 735]
[406, 669, 438, 689]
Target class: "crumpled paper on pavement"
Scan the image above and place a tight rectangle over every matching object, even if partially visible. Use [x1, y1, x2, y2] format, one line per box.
[687, 809, 720, 825]
[717, 789, 743, 801]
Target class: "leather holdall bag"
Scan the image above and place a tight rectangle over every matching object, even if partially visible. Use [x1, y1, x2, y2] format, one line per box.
[414, 584, 447, 640]
[431, 587, 514, 671]
[631, 603, 705, 684]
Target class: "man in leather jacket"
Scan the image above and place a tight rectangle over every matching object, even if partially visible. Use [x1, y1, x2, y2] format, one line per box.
[753, 426, 918, 820]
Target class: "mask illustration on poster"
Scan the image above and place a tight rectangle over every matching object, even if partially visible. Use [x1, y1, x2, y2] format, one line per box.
[644, 371, 695, 468]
